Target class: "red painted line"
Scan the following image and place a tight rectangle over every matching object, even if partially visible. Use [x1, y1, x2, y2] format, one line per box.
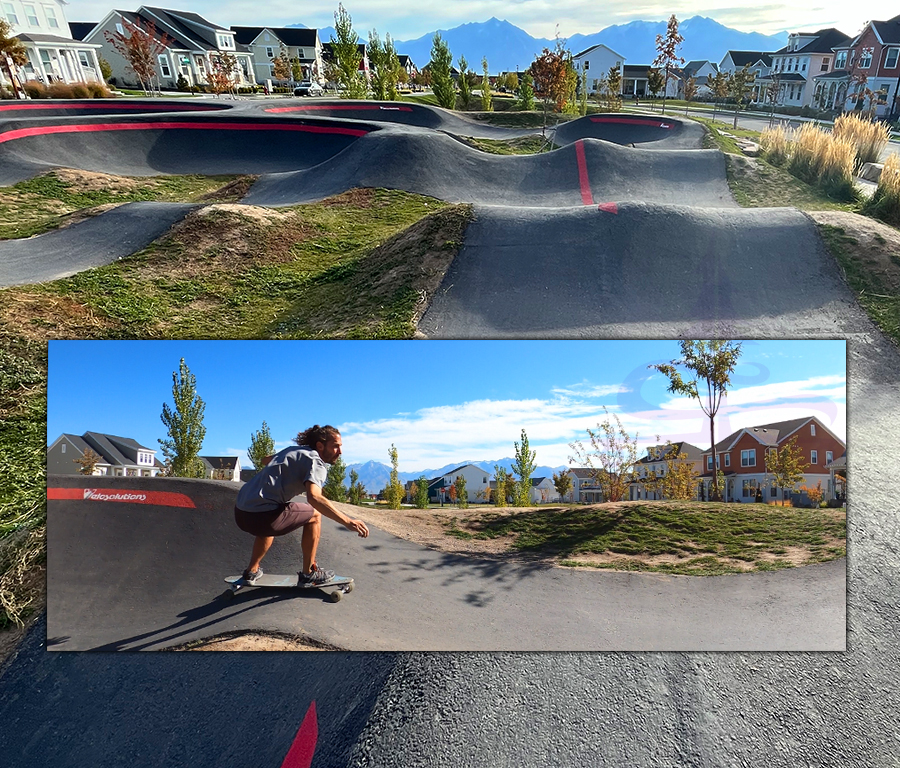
[0, 102, 219, 112]
[280, 701, 318, 768]
[266, 104, 413, 113]
[598, 202, 619, 214]
[0, 121, 368, 144]
[574, 140, 594, 206]
[589, 116, 674, 129]
[47, 487, 197, 508]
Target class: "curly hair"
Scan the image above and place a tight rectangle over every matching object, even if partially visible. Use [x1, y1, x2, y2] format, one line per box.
[294, 424, 341, 448]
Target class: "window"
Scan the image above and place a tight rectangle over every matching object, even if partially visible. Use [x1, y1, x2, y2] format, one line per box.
[78, 50, 91, 68]
[821, 57, 830, 71]
[860, 50, 873, 68]
[158, 55, 171, 78]
[742, 479, 757, 498]
[836, 51, 847, 69]
[61, 443, 66, 453]
[116, 22, 123, 34]
[887, 49, 899, 68]
[771, 486, 777, 497]
[801, 60, 806, 72]
[826, 451, 833, 464]
[707, 456, 713, 470]
[24, 4, 38, 25]
[3, 3, 18, 24]
[42, 4, 58, 28]
[265, 46, 274, 58]
[724, 453, 730, 467]
[741, 449, 756, 467]
[811, 450, 818, 464]
[810, 423, 816, 436]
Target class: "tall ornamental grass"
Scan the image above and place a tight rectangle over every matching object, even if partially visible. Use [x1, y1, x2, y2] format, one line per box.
[785, 123, 856, 200]
[833, 113, 891, 172]
[864, 152, 900, 224]
[760, 125, 790, 166]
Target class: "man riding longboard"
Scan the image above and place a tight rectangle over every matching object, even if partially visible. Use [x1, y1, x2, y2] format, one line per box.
[234, 424, 369, 586]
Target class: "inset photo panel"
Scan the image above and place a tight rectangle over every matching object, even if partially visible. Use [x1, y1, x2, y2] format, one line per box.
[46, 339, 846, 651]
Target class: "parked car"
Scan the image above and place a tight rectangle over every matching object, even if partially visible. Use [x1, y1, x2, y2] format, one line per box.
[293, 81, 324, 97]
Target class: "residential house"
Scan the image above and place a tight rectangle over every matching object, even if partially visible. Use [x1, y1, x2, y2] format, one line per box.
[47, 432, 163, 477]
[85, 7, 255, 91]
[571, 43, 625, 95]
[757, 27, 851, 109]
[529, 477, 559, 504]
[230, 26, 323, 85]
[200, 456, 241, 482]
[622, 65, 650, 98]
[825, 453, 847, 502]
[1, 0, 103, 91]
[700, 416, 846, 503]
[321, 41, 369, 84]
[679, 60, 719, 98]
[630, 442, 705, 501]
[718, 51, 774, 102]
[567, 468, 609, 503]
[813, 14, 900, 116]
[427, 463, 491, 504]
[397, 53, 416, 85]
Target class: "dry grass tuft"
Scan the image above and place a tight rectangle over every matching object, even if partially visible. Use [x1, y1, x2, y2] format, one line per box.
[760, 125, 790, 165]
[0, 526, 45, 629]
[833, 113, 891, 172]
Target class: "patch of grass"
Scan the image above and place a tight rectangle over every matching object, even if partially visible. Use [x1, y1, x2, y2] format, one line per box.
[818, 223, 900, 344]
[468, 110, 574, 129]
[0, 171, 248, 240]
[459, 135, 557, 155]
[448, 502, 846, 576]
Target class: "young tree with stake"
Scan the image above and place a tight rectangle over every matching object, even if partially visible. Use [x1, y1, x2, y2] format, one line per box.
[653, 15, 684, 115]
[510, 429, 537, 507]
[331, 3, 366, 99]
[569, 408, 641, 502]
[105, 17, 173, 95]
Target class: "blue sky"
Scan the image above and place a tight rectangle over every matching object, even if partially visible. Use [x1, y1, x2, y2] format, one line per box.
[48, 340, 846, 472]
[69, 1, 886, 41]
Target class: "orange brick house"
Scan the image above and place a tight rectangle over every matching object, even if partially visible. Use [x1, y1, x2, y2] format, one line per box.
[700, 416, 846, 503]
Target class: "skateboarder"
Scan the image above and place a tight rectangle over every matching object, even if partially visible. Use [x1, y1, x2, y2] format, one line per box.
[234, 425, 369, 586]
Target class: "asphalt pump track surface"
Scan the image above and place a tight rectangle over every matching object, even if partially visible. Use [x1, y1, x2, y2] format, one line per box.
[1, 98, 898, 766]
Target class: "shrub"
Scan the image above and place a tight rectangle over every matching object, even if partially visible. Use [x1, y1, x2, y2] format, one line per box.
[0, 86, 13, 100]
[47, 82, 75, 99]
[863, 152, 900, 224]
[176, 75, 189, 92]
[833, 112, 891, 172]
[86, 82, 110, 98]
[23, 81, 47, 99]
[760, 125, 790, 166]
[71, 83, 90, 99]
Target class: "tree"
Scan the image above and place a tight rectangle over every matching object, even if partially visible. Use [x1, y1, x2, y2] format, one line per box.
[247, 421, 274, 471]
[765, 70, 785, 127]
[683, 75, 698, 115]
[97, 53, 113, 83]
[368, 30, 401, 101]
[708, 70, 729, 121]
[517, 72, 535, 110]
[643, 443, 700, 500]
[530, 48, 569, 134]
[481, 57, 493, 111]
[158, 358, 206, 478]
[105, 16, 173, 95]
[553, 470, 573, 503]
[208, 52, 238, 97]
[653, 14, 685, 115]
[291, 57, 303, 83]
[331, 3, 367, 99]
[569, 408, 641, 502]
[493, 466, 510, 505]
[429, 33, 455, 109]
[456, 55, 471, 108]
[647, 67, 665, 106]
[579, 69, 588, 115]
[323, 456, 348, 502]
[0, 20, 27, 99]
[765, 436, 809, 505]
[348, 469, 367, 505]
[649, 341, 743, 501]
[414, 475, 430, 508]
[448, 483, 458, 506]
[605, 64, 622, 111]
[455, 475, 468, 509]
[727, 65, 755, 129]
[271, 43, 291, 83]
[73, 448, 102, 475]
[506, 72, 519, 92]
[510, 429, 537, 507]
[386, 443, 404, 509]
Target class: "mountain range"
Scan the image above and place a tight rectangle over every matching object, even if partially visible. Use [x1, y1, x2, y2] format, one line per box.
[293, 16, 789, 73]
[344, 458, 569, 493]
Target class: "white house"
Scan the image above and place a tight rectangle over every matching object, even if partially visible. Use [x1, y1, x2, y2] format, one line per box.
[47, 432, 163, 477]
[428, 463, 491, 504]
[85, 6, 255, 91]
[200, 456, 241, 481]
[1, 0, 103, 91]
[572, 43, 625, 95]
[680, 60, 719, 97]
[529, 477, 559, 504]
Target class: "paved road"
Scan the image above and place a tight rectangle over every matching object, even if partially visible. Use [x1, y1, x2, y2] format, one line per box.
[45, 475, 844, 652]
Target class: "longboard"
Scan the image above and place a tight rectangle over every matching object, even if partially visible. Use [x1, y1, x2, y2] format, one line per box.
[223, 573, 354, 602]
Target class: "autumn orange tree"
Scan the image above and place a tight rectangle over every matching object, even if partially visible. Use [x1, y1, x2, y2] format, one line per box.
[530, 47, 569, 132]
[653, 14, 684, 115]
[207, 52, 237, 97]
[765, 436, 809, 505]
[73, 448, 103, 475]
[0, 20, 27, 99]
[105, 17, 173, 94]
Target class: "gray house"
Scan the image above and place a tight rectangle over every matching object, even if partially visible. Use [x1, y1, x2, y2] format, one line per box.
[47, 432, 163, 476]
[200, 456, 241, 481]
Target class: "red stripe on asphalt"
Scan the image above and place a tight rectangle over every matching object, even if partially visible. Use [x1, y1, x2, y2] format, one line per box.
[574, 140, 594, 206]
[589, 116, 673, 128]
[267, 105, 413, 113]
[47, 487, 197, 508]
[280, 701, 318, 768]
[0, 102, 219, 112]
[598, 202, 619, 214]
[0, 121, 368, 144]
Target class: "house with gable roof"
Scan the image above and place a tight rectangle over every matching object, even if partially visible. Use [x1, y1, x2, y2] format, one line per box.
[699, 416, 846, 503]
[200, 456, 241, 481]
[571, 43, 625, 95]
[48, 432, 164, 476]
[630, 441, 705, 501]
[230, 26, 323, 85]
[719, 51, 774, 102]
[84, 6, 255, 90]
[427, 463, 490, 504]
[678, 60, 719, 97]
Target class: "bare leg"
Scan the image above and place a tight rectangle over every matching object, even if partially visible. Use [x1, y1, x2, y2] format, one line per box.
[247, 536, 273, 573]
[300, 512, 322, 574]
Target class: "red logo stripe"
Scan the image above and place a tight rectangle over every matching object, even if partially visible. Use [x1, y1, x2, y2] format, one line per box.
[574, 140, 594, 206]
[267, 105, 413, 113]
[280, 701, 318, 768]
[47, 487, 197, 508]
[589, 116, 673, 128]
[0, 102, 220, 112]
[0, 121, 368, 145]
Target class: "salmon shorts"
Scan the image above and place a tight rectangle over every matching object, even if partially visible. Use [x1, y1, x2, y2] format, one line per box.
[234, 502, 316, 537]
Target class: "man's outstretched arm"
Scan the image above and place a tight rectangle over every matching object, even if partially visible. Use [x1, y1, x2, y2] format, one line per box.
[305, 481, 369, 537]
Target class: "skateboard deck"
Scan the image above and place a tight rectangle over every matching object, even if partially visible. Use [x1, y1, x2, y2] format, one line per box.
[223, 573, 354, 602]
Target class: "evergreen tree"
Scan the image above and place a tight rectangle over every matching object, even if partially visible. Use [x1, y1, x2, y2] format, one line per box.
[348, 469, 367, 505]
[158, 358, 206, 478]
[457, 55, 471, 108]
[248, 420, 274, 471]
[331, 3, 367, 99]
[481, 57, 492, 111]
[430, 33, 455, 109]
[323, 456, 348, 502]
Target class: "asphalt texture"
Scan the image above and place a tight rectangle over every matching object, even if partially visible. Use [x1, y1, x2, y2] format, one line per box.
[2, 97, 899, 766]
[0, 202, 198, 286]
[45, 475, 844, 652]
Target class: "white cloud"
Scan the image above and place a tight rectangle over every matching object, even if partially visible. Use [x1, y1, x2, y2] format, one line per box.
[659, 375, 846, 411]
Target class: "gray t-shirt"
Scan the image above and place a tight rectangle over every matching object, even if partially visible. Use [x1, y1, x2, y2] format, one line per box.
[236, 445, 329, 513]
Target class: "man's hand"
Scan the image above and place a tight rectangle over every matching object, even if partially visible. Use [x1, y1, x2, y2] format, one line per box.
[345, 518, 369, 538]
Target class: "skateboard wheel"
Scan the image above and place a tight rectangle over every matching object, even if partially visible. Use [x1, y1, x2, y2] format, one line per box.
[328, 590, 342, 603]
[344, 583, 354, 594]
